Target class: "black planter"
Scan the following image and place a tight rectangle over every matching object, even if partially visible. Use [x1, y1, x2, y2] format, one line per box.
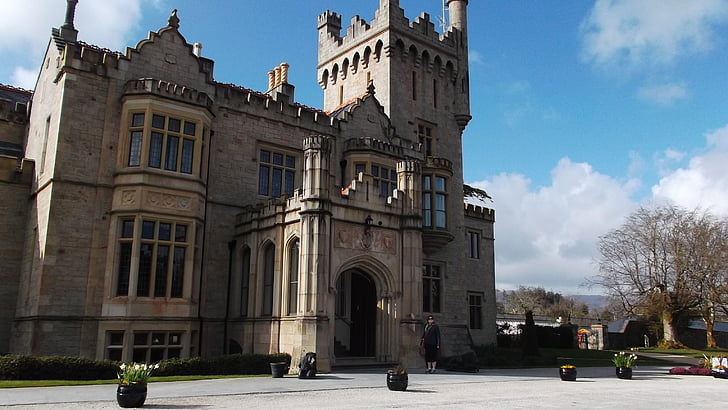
[387, 373, 408, 391]
[559, 367, 577, 381]
[616, 367, 632, 379]
[270, 362, 288, 378]
[116, 383, 147, 408]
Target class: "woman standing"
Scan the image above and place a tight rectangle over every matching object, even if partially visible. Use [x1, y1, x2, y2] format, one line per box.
[421, 315, 441, 373]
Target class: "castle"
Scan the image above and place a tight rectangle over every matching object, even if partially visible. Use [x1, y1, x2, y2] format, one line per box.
[0, 0, 494, 371]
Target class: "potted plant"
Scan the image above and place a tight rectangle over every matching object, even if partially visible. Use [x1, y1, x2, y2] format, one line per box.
[559, 364, 577, 381]
[386, 365, 408, 391]
[116, 362, 160, 408]
[612, 351, 637, 379]
[709, 355, 728, 378]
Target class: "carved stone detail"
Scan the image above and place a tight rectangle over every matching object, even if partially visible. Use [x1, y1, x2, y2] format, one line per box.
[146, 191, 191, 211]
[335, 225, 396, 254]
[121, 190, 136, 205]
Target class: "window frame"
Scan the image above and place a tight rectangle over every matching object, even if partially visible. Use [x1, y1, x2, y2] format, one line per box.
[468, 292, 483, 330]
[257, 147, 299, 198]
[122, 102, 205, 178]
[422, 263, 442, 313]
[467, 230, 480, 259]
[287, 238, 300, 316]
[423, 174, 448, 229]
[115, 217, 191, 299]
[261, 243, 276, 316]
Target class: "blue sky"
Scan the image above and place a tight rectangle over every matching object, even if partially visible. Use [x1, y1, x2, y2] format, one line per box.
[2, 0, 728, 295]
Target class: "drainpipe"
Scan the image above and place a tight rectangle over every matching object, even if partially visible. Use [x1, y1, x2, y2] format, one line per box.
[224, 239, 236, 354]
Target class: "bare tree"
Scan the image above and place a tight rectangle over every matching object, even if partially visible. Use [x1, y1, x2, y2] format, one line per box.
[589, 206, 708, 343]
[689, 213, 728, 347]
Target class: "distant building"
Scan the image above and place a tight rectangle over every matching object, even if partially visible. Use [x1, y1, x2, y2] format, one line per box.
[0, 0, 495, 371]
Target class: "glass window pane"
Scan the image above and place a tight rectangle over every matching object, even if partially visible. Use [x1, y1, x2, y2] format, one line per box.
[272, 168, 282, 197]
[158, 223, 171, 241]
[168, 118, 181, 133]
[183, 121, 196, 136]
[272, 152, 283, 166]
[150, 348, 165, 362]
[142, 221, 155, 239]
[167, 348, 182, 359]
[432, 280, 440, 312]
[132, 113, 145, 127]
[422, 278, 431, 312]
[423, 175, 431, 190]
[284, 170, 295, 197]
[355, 163, 365, 174]
[137, 243, 153, 296]
[117, 243, 132, 296]
[165, 136, 179, 171]
[181, 139, 194, 174]
[169, 333, 181, 345]
[285, 155, 295, 168]
[390, 170, 397, 181]
[260, 150, 270, 163]
[151, 333, 166, 345]
[132, 348, 147, 363]
[134, 332, 148, 345]
[152, 114, 165, 129]
[371, 165, 379, 177]
[154, 245, 169, 297]
[149, 132, 163, 168]
[258, 165, 269, 195]
[107, 349, 122, 361]
[175, 225, 187, 242]
[109, 332, 124, 346]
[121, 220, 134, 238]
[435, 176, 446, 191]
[171, 247, 185, 298]
[129, 131, 142, 167]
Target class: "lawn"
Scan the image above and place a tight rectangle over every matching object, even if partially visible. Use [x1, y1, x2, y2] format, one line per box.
[476, 347, 692, 368]
[0, 374, 266, 389]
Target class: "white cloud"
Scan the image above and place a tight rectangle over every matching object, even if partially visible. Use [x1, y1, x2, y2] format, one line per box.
[652, 125, 728, 215]
[637, 82, 689, 105]
[469, 158, 636, 294]
[472, 125, 728, 295]
[12, 67, 39, 90]
[0, 0, 144, 87]
[580, 0, 728, 70]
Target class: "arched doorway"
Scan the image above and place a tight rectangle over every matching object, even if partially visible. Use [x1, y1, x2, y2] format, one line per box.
[335, 269, 377, 357]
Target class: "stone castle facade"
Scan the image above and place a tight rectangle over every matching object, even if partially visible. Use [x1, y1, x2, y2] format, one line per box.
[0, 0, 495, 371]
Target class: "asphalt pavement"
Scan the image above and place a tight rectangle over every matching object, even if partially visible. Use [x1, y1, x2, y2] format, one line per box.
[0, 358, 721, 409]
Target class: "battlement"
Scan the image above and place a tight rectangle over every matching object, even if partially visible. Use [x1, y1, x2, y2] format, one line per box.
[235, 191, 303, 227]
[343, 137, 405, 158]
[423, 156, 453, 173]
[464, 203, 495, 221]
[0, 84, 31, 124]
[318, 2, 461, 65]
[0, 155, 34, 185]
[214, 81, 336, 131]
[124, 78, 213, 110]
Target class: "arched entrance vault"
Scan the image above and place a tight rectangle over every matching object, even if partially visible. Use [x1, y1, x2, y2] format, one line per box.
[333, 256, 397, 363]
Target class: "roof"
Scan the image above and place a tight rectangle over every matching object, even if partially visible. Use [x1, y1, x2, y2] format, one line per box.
[0, 84, 33, 103]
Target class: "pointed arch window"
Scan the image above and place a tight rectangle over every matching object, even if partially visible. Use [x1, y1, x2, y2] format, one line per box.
[240, 246, 251, 317]
[262, 243, 275, 316]
[288, 239, 300, 315]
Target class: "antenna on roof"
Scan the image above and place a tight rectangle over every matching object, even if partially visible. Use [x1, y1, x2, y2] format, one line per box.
[437, 0, 448, 33]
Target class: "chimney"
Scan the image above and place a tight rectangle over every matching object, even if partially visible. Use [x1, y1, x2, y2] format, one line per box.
[59, 0, 79, 42]
[266, 62, 295, 103]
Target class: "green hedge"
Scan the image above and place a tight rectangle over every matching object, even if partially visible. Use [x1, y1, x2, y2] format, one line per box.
[0, 355, 117, 380]
[0, 353, 292, 380]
